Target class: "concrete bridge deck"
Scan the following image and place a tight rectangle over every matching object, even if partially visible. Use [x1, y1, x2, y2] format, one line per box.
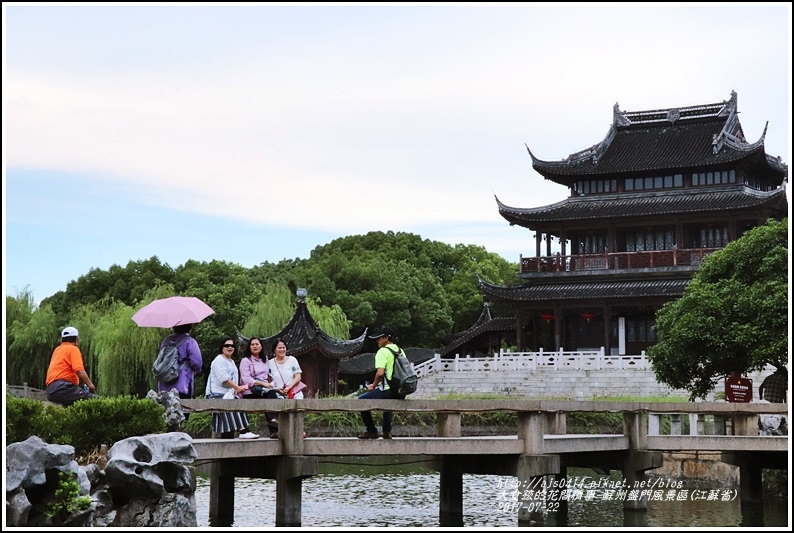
[181, 399, 789, 526]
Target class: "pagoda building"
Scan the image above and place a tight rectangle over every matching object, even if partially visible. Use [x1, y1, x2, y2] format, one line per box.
[482, 91, 787, 356]
[240, 289, 367, 397]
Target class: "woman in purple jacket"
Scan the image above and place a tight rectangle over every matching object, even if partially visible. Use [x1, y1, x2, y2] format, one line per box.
[156, 323, 204, 419]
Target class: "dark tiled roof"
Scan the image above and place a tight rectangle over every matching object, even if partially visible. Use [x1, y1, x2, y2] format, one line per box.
[478, 276, 690, 303]
[339, 347, 436, 375]
[438, 310, 518, 358]
[238, 301, 366, 359]
[496, 185, 788, 225]
[528, 92, 787, 182]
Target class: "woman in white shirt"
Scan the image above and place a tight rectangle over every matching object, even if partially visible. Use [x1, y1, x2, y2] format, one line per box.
[205, 337, 259, 439]
[267, 338, 305, 399]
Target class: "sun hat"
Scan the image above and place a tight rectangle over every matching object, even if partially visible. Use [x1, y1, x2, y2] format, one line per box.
[61, 326, 79, 338]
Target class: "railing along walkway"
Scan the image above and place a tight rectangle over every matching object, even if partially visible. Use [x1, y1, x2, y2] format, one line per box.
[182, 399, 787, 525]
[414, 349, 649, 378]
[182, 399, 788, 457]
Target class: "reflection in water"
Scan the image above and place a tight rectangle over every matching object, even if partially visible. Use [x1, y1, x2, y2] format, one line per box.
[194, 466, 788, 528]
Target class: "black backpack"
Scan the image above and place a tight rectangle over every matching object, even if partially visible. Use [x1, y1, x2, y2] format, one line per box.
[152, 334, 190, 384]
[385, 346, 418, 396]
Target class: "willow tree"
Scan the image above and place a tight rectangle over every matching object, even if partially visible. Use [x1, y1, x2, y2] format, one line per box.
[242, 283, 351, 340]
[80, 284, 180, 396]
[90, 301, 164, 397]
[6, 289, 59, 389]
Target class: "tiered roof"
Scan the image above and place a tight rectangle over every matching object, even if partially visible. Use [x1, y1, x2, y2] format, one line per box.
[496, 185, 788, 225]
[526, 91, 787, 184]
[478, 275, 690, 303]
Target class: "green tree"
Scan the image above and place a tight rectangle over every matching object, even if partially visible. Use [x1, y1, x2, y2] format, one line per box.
[42, 256, 176, 323]
[242, 283, 351, 340]
[6, 290, 59, 388]
[293, 231, 517, 346]
[647, 218, 788, 399]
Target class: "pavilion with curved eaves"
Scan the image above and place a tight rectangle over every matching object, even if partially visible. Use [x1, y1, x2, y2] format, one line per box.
[239, 290, 367, 397]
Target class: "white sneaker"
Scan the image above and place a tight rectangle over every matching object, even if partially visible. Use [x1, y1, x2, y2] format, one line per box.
[239, 432, 259, 439]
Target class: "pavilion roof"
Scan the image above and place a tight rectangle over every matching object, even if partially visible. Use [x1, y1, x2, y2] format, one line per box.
[239, 299, 366, 359]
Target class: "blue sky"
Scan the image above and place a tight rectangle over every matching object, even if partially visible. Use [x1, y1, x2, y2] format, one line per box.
[3, 3, 791, 304]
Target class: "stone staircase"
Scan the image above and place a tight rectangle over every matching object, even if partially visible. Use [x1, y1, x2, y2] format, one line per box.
[411, 367, 775, 401]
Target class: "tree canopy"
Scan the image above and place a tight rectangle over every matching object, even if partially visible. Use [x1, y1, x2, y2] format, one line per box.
[647, 218, 788, 400]
[6, 232, 519, 394]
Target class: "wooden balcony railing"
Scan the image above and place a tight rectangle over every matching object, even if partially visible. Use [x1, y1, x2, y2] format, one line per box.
[520, 248, 721, 273]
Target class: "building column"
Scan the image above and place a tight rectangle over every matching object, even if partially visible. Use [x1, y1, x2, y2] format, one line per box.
[516, 309, 526, 352]
[553, 308, 561, 350]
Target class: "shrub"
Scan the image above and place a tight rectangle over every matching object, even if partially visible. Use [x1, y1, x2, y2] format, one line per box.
[46, 471, 92, 524]
[5, 393, 45, 443]
[5, 395, 166, 456]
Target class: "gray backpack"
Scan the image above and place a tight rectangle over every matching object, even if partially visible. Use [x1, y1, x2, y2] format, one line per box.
[152, 334, 190, 383]
[385, 346, 418, 396]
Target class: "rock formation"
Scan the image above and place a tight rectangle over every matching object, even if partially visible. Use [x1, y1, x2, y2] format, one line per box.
[5, 433, 198, 527]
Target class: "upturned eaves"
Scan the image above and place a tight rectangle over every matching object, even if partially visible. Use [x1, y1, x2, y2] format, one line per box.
[478, 276, 690, 303]
[527, 92, 787, 183]
[496, 185, 787, 226]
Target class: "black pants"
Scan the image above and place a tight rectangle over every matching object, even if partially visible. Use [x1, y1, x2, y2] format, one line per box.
[245, 389, 280, 432]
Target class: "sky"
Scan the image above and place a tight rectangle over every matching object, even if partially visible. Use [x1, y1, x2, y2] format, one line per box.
[3, 3, 792, 304]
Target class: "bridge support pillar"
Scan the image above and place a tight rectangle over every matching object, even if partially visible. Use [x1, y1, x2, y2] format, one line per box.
[721, 452, 764, 504]
[438, 456, 463, 526]
[621, 451, 663, 510]
[208, 459, 235, 526]
[275, 456, 319, 526]
[516, 454, 559, 525]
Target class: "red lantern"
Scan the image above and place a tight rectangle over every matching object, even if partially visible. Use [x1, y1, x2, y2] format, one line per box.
[581, 312, 594, 322]
[541, 313, 555, 322]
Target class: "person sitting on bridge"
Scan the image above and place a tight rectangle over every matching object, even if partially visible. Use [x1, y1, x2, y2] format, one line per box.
[45, 326, 99, 405]
[357, 326, 404, 440]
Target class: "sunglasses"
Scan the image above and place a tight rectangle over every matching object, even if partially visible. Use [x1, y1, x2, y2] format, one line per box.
[223, 344, 235, 348]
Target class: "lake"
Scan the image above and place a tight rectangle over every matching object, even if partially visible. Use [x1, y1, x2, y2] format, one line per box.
[193, 461, 788, 527]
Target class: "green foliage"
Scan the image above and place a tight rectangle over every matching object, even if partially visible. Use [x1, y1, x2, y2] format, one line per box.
[5, 395, 166, 456]
[7, 232, 519, 392]
[293, 231, 517, 345]
[90, 300, 163, 397]
[182, 412, 213, 438]
[648, 218, 788, 399]
[46, 471, 92, 522]
[42, 257, 176, 322]
[566, 412, 624, 434]
[5, 393, 45, 443]
[243, 282, 352, 341]
[6, 290, 59, 389]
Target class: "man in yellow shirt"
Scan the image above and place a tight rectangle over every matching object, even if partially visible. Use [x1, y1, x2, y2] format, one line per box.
[357, 326, 404, 439]
[45, 326, 98, 405]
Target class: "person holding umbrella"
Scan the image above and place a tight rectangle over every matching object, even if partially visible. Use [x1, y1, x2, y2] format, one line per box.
[156, 323, 204, 407]
[132, 296, 214, 414]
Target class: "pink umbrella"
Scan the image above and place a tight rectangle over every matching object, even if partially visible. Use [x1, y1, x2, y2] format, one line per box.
[132, 296, 215, 328]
